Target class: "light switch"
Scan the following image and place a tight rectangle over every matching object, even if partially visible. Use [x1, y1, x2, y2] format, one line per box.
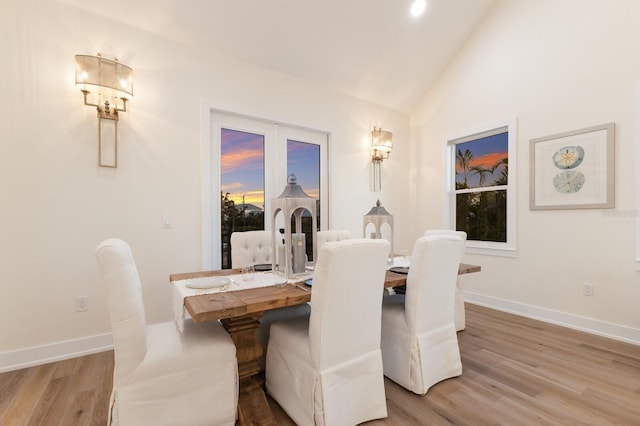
[162, 214, 173, 229]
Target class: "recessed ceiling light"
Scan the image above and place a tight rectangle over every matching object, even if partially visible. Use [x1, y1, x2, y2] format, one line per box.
[410, 0, 426, 17]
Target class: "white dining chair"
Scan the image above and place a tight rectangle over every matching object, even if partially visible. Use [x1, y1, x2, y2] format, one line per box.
[380, 233, 465, 395]
[230, 230, 273, 268]
[316, 229, 351, 250]
[424, 229, 468, 331]
[266, 238, 390, 426]
[95, 239, 238, 425]
[229, 230, 310, 369]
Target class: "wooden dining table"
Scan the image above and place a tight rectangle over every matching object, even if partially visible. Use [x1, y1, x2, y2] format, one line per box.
[170, 263, 480, 425]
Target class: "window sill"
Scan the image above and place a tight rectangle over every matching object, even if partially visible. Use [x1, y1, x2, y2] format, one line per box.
[465, 243, 517, 258]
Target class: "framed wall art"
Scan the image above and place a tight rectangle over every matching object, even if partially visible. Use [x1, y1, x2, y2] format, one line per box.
[530, 123, 614, 210]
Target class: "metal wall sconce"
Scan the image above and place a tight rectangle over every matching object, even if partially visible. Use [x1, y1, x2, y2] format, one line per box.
[371, 127, 393, 191]
[75, 53, 133, 168]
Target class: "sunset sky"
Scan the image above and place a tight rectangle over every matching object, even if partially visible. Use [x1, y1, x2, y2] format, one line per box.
[455, 132, 508, 188]
[286, 140, 320, 199]
[221, 128, 320, 207]
[221, 128, 265, 206]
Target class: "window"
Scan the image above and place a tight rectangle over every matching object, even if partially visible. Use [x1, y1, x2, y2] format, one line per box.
[448, 118, 517, 255]
[201, 110, 328, 269]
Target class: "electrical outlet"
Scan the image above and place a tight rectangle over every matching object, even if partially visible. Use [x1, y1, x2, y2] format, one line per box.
[76, 296, 89, 311]
[583, 283, 594, 297]
[162, 214, 173, 229]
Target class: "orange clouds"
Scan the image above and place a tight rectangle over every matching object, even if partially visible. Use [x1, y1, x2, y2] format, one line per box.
[221, 149, 263, 172]
[456, 152, 507, 173]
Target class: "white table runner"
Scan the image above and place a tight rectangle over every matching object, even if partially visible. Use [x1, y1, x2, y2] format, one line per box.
[388, 256, 411, 268]
[171, 272, 312, 331]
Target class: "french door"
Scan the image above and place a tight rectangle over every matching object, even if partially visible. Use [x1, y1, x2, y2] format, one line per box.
[202, 111, 328, 269]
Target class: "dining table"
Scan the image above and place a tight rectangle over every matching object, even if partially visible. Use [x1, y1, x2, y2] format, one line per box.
[170, 263, 481, 425]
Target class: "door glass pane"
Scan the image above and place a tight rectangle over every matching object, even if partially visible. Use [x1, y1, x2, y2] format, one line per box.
[220, 128, 265, 268]
[287, 139, 320, 260]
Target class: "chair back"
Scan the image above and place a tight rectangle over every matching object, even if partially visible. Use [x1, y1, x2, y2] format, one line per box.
[230, 230, 273, 268]
[316, 230, 352, 250]
[424, 229, 467, 331]
[424, 229, 467, 241]
[309, 238, 390, 370]
[405, 234, 464, 335]
[95, 239, 147, 383]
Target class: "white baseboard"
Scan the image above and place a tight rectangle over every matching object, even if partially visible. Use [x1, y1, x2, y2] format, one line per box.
[3, 293, 638, 374]
[0, 333, 113, 373]
[464, 291, 640, 346]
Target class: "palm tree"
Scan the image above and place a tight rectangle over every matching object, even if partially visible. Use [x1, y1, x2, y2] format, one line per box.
[456, 148, 474, 189]
[455, 149, 475, 233]
[470, 165, 493, 186]
[493, 157, 508, 186]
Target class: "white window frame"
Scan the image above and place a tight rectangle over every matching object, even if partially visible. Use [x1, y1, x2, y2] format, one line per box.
[446, 117, 517, 257]
[201, 105, 328, 269]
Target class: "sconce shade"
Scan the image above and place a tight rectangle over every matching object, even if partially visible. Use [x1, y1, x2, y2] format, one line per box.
[76, 53, 133, 168]
[370, 127, 393, 191]
[75, 54, 133, 112]
[371, 128, 393, 162]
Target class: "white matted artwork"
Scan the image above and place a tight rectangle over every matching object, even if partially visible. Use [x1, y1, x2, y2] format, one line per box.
[530, 123, 614, 210]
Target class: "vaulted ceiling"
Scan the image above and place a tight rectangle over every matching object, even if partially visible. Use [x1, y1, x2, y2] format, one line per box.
[63, 0, 497, 112]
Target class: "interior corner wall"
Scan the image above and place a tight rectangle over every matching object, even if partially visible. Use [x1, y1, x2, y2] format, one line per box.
[410, 0, 640, 343]
[0, 0, 410, 368]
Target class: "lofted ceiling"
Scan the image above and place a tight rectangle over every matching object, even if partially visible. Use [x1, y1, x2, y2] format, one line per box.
[62, 0, 497, 112]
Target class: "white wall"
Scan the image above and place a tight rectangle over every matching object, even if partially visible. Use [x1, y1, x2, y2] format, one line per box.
[411, 0, 639, 343]
[0, 0, 410, 368]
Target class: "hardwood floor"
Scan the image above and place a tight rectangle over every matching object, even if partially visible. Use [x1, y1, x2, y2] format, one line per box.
[1, 304, 638, 425]
[0, 350, 113, 426]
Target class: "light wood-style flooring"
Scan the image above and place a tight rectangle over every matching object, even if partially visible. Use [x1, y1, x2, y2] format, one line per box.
[1, 304, 639, 425]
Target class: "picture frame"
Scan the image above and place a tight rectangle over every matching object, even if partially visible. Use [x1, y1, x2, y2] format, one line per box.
[530, 123, 614, 210]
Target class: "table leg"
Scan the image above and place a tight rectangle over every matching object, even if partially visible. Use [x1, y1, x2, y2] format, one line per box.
[221, 314, 277, 426]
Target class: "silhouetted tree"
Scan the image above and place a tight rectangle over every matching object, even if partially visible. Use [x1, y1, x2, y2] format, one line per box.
[220, 192, 266, 268]
[456, 148, 475, 189]
[455, 151, 508, 242]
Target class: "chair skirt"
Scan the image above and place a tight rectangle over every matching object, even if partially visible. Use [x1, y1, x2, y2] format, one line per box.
[266, 316, 387, 426]
[381, 296, 462, 395]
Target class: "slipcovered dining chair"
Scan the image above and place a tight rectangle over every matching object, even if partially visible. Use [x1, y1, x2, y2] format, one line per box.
[425, 229, 468, 331]
[266, 239, 390, 426]
[230, 230, 310, 368]
[316, 229, 351, 250]
[95, 239, 238, 426]
[230, 230, 273, 268]
[380, 233, 465, 395]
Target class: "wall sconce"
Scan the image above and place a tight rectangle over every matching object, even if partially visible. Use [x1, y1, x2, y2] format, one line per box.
[75, 53, 133, 168]
[371, 127, 393, 191]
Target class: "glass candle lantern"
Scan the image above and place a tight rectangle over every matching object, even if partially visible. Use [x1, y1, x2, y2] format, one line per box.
[270, 174, 317, 279]
[363, 199, 394, 263]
